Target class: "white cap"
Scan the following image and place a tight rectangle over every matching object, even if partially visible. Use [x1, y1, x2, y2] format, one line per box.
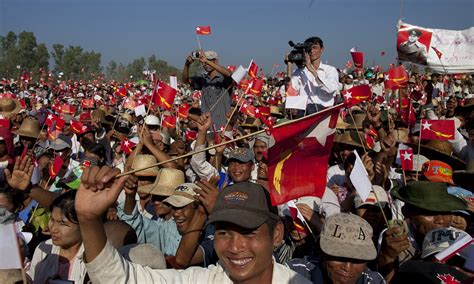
[354, 185, 389, 208]
[421, 227, 468, 259]
[145, 115, 160, 126]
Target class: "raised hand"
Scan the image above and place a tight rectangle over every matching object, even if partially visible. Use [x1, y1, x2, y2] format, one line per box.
[195, 176, 220, 215]
[75, 166, 128, 221]
[196, 113, 212, 133]
[5, 155, 34, 191]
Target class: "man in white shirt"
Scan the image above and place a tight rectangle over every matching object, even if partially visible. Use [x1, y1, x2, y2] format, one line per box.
[286, 37, 339, 118]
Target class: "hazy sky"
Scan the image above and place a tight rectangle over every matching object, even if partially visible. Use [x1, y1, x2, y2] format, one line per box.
[1, 0, 473, 73]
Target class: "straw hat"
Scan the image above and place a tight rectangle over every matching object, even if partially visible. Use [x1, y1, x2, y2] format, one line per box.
[91, 109, 108, 124]
[270, 106, 284, 118]
[138, 168, 185, 196]
[121, 113, 134, 124]
[0, 97, 21, 118]
[393, 128, 410, 143]
[336, 115, 349, 129]
[416, 140, 466, 170]
[345, 113, 366, 130]
[241, 117, 262, 129]
[131, 155, 160, 177]
[13, 118, 40, 138]
[333, 130, 365, 149]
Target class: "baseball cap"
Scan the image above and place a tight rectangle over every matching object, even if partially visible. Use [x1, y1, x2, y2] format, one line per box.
[421, 227, 468, 259]
[144, 115, 160, 126]
[354, 185, 389, 208]
[48, 134, 72, 151]
[422, 160, 454, 184]
[204, 51, 218, 60]
[320, 213, 377, 261]
[163, 183, 200, 208]
[225, 147, 254, 164]
[207, 182, 279, 229]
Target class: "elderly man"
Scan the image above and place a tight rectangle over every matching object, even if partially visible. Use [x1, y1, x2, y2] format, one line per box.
[75, 167, 310, 283]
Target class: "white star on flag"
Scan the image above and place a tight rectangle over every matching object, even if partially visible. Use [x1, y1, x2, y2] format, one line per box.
[402, 152, 412, 160]
[306, 115, 335, 147]
[343, 92, 352, 100]
[421, 120, 431, 130]
[384, 74, 390, 80]
[124, 141, 129, 146]
[196, 27, 200, 31]
[47, 114, 53, 120]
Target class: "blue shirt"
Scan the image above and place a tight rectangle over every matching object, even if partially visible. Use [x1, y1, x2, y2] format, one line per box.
[117, 202, 181, 256]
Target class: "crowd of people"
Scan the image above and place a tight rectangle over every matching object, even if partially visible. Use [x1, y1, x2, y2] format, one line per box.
[0, 35, 473, 283]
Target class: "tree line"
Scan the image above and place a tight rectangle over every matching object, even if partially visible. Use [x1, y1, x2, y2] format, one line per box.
[0, 31, 181, 83]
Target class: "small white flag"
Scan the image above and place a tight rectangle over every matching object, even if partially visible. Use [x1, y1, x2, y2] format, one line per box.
[231, 65, 247, 84]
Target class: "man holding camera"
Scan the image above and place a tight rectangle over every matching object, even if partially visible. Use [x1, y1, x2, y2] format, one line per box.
[182, 50, 233, 129]
[285, 37, 339, 118]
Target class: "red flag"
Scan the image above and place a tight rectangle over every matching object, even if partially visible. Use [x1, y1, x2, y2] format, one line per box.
[268, 106, 341, 205]
[248, 61, 258, 79]
[287, 201, 308, 235]
[248, 78, 264, 95]
[185, 130, 197, 141]
[420, 119, 455, 141]
[152, 81, 176, 110]
[0, 119, 10, 128]
[49, 156, 64, 178]
[45, 113, 59, 127]
[178, 103, 191, 119]
[350, 47, 364, 69]
[162, 115, 177, 128]
[399, 149, 414, 171]
[60, 104, 75, 115]
[81, 99, 94, 109]
[384, 65, 408, 89]
[120, 139, 136, 155]
[123, 98, 138, 110]
[71, 120, 84, 134]
[55, 117, 65, 131]
[238, 78, 250, 90]
[240, 103, 256, 117]
[342, 85, 371, 107]
[79, 112, 91, 122]
[195, 26, 211, 35]
[114, 86, 127, 97]
[226, 65, 236, 72]
[432, 46, 443, 59]
[399, 98, 416, 127]
[255, 106, 270, 118]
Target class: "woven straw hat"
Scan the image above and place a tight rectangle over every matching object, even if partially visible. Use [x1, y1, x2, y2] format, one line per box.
[13, 118, 40, 138]
[0, 97, 21, 118]
[138, 168, 185, 196]
[131, 155, 160, 177]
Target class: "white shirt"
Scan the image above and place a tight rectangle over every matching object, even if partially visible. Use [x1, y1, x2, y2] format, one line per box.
[85, 241, 311, 284]
[291, 63, 339, 107]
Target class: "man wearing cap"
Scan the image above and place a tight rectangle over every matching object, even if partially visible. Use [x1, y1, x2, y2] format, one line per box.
[379, 181, 468, 280]
[182, 50, 233, 129]
[226, 147, 256, 183]
[287, 213, 385, 283]
[75, 167, 310, 283]
[398, 29, 428, 65]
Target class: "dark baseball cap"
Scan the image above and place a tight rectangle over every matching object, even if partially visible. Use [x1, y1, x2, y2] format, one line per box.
[207, 182, 279, 229]
[225, 147, 254, 165]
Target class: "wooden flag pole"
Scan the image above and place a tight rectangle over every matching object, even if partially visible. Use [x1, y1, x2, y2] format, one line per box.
[223, 90, 246, 131]
[371, 186, 390, 228]
[117, 103, 344, 177]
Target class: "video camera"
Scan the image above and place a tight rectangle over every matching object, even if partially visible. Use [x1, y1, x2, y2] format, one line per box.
[287, 41, 312, 68]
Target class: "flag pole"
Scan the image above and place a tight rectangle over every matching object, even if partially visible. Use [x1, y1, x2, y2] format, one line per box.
[372, 186, 390, 228]
[117, 103, 344, 177]
[415, 119, 423, 181]
[196, 34, 202, 50]
[223, 89, 246, 131]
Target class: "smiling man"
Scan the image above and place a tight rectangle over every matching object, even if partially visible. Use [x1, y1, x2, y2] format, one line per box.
[75, 167, 309, 283]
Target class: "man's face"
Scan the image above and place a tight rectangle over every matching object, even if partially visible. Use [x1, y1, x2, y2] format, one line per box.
[171, 202, 197, 234]
[408, 33, 419, 44]
[0, 141, 7, 156]
[203, 59, 217, 73]
[308, 43, 323, 62]
[324, 255, 367, 284]
[228, 160, 254, 183]
[151, 194, 172, 217]
[252, 140, 267, 162]
[214, 222, 282, 283]
[407, 207, 453, 238]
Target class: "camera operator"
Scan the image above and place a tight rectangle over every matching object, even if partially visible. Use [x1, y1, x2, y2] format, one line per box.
[182, 50, 233, 129]
[285, 37, 339, 118]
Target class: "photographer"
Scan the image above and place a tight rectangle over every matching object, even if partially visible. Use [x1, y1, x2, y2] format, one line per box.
[182, 50, 233, 129]
[285, 37, 339, 118]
